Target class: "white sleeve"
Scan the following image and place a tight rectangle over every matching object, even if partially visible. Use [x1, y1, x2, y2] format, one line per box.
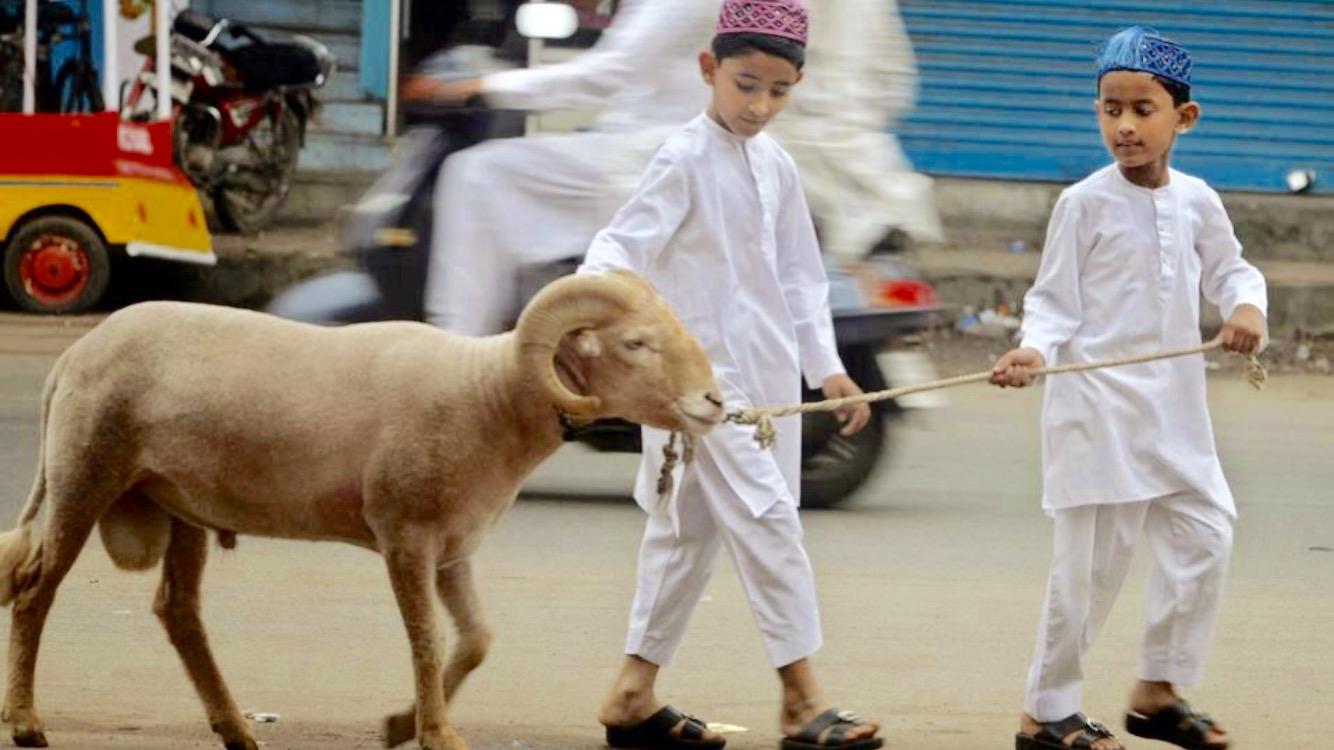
[481, 0, 677, 112]
[776, 156, 845, 388]
[1019, 191, 1085, 365]
[859, 0, 918, 127]
[1197, 187, 1269, 323]
[578, 148, 690, 275]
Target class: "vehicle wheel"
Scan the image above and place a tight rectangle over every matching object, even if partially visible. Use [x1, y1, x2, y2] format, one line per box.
[3, 216, 111, 313]
[799, 409, 886, 509]
[216, 108, 302, 234]
[799, 347, 892, 509]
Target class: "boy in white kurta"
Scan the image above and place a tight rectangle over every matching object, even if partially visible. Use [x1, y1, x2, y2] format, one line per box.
[579, 3, 883, 750]
[993, 27, 1265, 750]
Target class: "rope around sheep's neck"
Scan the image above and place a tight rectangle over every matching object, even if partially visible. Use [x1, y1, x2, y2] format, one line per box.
[656, 339, 1265, 500]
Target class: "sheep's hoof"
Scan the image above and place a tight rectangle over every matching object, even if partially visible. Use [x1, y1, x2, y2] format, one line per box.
[381, 710, 416, 748]
[12, 729, 48, 748]
[223, 740, 260, 750]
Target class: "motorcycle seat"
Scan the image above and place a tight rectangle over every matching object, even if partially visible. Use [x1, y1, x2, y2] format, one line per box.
[173, 9, 218, 44]
[229, 42, 324, 91]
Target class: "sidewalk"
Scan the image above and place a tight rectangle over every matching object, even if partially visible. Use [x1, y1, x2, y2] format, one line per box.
[913, 245, 1334, 335]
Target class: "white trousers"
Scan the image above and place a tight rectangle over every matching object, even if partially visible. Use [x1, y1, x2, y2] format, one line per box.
[625, 446, 822, 669]
[1025, 492, 1233, 721]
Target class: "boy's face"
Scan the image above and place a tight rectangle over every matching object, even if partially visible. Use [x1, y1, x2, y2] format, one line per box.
[699, 50, 802, 139]
[1096, 71, 1200, 171]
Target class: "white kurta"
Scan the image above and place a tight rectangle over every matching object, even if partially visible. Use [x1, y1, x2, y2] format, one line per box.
[580, 114, 845, 519]
[1020, 165, 1268, 516]
[425, 0, 718, 334]
[766, 0, 943, 255]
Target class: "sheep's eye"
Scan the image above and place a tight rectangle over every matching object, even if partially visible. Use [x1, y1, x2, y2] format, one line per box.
[624, 339, 646, 351]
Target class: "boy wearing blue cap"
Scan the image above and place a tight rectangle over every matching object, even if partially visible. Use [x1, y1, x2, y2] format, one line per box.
[993, 26, 1266, 750]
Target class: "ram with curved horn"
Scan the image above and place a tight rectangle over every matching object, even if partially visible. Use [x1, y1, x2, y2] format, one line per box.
[0, 270, 722, 750]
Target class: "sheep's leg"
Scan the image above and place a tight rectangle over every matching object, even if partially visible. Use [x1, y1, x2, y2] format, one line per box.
[438, 560, 491, 701]
[382, 559, 493, 748]
[3, 508, 100, 747]
[153, 520, 257, 750]
[384, 543, 464, 750]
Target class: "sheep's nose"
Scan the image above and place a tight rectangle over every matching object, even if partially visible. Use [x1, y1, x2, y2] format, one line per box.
[704, 392, 724, 410]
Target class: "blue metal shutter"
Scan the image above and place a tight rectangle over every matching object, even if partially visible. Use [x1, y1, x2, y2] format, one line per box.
[898, 0, 1334, 194]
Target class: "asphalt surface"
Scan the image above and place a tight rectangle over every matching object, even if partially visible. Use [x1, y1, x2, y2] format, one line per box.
[0, 316, 1330, 749]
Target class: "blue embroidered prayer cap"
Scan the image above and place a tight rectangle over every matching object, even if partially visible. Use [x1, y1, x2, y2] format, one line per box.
[1096, 25, 1192, 88]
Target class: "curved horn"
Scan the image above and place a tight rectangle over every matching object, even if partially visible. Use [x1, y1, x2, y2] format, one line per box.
[515, 272, 645, 417]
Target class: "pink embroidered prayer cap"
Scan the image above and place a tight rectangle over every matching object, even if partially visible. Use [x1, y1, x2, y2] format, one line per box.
[716, 0, 809, 46]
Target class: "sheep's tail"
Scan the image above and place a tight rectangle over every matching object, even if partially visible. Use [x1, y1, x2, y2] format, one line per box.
[0, 359, 60, 606]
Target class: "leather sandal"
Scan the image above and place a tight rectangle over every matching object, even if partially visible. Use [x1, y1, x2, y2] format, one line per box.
[605, 705, 726, 750]
[1125, 700, 1228, 749]
[1015, 713, 1121, 749]
[780, 708, 883, 750]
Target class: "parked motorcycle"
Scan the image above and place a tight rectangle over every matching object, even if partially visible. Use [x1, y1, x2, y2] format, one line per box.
[122, 9, 334, 233]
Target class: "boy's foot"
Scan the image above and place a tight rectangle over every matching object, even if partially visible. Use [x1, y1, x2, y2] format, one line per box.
[1125, 700, 1229, 749]
[1128, 681, 1229, 749]
[601, 699, 726, 750]
[604, 705, 726, 750]
[780, 707, 882, 750]
[1017, 713, 1122, 749]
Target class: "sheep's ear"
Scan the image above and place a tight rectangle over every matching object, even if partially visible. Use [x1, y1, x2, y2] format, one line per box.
[572, 329, 602, 358]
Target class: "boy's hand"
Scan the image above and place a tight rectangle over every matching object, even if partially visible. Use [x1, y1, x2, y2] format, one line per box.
[991, 347, 1046, 388]
[400, 76, 483, 104]
[822, 374, 872, 437]
[1220, 304, 1265, 355]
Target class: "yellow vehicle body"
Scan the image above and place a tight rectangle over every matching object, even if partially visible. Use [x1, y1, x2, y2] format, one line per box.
[0, 113, 214, 265]
[0, 174, 214, 264]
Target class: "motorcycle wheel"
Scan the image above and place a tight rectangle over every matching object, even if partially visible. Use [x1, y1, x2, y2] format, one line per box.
[216, 108, 302, 234]
[798, 349, 891, 509]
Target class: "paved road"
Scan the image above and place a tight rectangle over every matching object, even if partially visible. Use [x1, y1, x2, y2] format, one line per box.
[0, 323, 1330, 749]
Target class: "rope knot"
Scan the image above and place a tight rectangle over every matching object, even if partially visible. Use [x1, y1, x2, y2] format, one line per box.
[724, 410, 777, 450]
[655, 431, 698, 506]
[1245, 354, 1267, 390]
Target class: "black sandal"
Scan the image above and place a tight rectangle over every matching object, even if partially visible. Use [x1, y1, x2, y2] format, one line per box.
[1125, 700, 1228, 749]
[605, 705, 726, 750]
[1015, 713, 1120, 749]
[780, 708, 883, 750]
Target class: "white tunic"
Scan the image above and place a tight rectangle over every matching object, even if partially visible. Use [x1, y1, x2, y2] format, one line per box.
[1020, 165, 1268, 515]
[580, 114, 845, 518]
[481, 0, 716, 138]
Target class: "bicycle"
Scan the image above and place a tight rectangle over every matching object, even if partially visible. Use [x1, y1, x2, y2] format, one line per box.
[37, 0, 102, 113]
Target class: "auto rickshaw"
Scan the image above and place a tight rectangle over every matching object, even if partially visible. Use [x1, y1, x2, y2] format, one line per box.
[0, 0, 212, 313]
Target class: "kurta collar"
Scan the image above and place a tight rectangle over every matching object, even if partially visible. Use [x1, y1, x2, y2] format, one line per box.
[1111, 163, 1176, 195]
[698, 112, 751, 146]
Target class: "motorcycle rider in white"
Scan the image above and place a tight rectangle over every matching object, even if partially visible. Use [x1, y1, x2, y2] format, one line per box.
[414, 0, 941, 335]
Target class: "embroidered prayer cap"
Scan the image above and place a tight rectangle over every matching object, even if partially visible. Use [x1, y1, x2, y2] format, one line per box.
[1097, 25, 1192, 87]
[716, 0, 809, 46]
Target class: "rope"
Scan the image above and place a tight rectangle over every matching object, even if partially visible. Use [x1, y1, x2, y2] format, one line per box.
[723, 338, 1266, 450]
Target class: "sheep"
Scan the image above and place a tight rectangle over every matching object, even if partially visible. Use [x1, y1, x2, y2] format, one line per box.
[0, 270, 723, 750]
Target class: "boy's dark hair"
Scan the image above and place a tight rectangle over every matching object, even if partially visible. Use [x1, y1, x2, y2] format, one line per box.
[1155, 76, 1191, 107]
[1095, 75, 1192, 107]
[711, 33, 805, 71]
